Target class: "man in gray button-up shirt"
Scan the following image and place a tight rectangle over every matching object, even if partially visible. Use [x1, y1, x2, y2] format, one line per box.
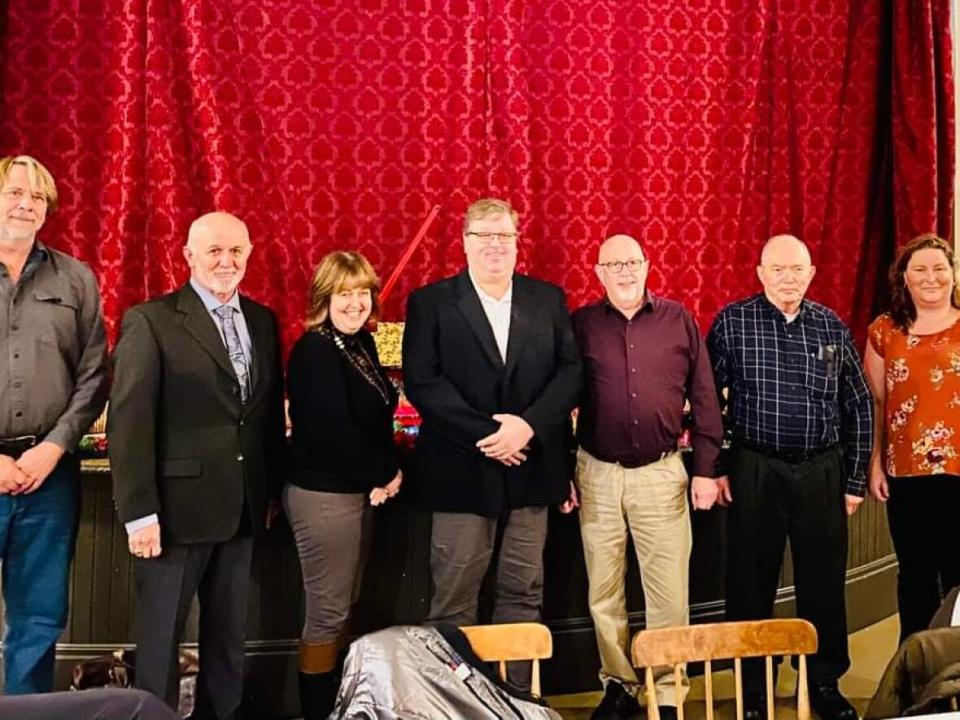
[0, 155, 108, 694]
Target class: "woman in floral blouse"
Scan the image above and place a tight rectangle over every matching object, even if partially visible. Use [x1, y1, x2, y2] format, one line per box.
[864, 233, 960, 642]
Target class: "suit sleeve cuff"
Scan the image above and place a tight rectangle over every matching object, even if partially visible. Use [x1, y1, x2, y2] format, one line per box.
[125, 514, 159, 535]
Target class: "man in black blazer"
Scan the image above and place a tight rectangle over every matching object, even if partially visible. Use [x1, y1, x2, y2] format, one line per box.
[108, 212, 285, 718]
[403, 198, 581, 687]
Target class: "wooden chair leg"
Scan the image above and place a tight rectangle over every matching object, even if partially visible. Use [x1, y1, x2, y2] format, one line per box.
[797, 655, 810, 720]
[531, 659, 541, 698]
[704, 660, 714, 720]
[646, 666, 661, 720]
[765, 656, 774, 720]
[674, 665, 684, 720]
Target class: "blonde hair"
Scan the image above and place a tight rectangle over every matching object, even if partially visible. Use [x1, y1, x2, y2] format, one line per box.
[305, 251, 381, 330]
[0, 155, 58, 212]
[462, 198, 519, 234]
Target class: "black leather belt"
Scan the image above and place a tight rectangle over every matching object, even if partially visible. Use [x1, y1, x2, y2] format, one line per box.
[0, 435, 39, 458]
[615, 450, 673, 469]
[734, 440, 837, 464]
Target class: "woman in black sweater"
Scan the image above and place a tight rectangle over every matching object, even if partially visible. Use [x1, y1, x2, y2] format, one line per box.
[284, 251, 400, 719]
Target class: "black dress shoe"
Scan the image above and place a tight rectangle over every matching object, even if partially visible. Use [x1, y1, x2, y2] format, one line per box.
[809, 682, 858, 720]
[591, 681, 642, 720]
[742, 692, 768, 720]
[654, 705, 678, 720]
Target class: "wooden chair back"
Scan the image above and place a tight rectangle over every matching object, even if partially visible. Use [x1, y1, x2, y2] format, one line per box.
[631, 619, 818, 720]
[460, 622, 553, 698]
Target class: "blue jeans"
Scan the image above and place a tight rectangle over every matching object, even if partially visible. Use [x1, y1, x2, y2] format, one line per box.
[0, 454, 79, 694]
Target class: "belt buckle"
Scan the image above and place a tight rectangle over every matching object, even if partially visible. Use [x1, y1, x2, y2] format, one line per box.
[0, 435, 38, 456]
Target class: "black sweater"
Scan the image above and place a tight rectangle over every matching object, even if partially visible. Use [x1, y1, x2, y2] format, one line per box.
[286, 327, 399, 493]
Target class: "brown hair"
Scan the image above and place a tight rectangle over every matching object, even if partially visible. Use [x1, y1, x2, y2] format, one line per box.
[0, 155, 58, 212]
[305, 251, 381, 331]
[889, 232, 960, 331]
[462, 198, 519, 234]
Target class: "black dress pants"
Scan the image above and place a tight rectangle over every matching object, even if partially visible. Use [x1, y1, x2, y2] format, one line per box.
[134, 535, 253, 719]
[726, 445, 850, 692]
[887, 474, 960, 643]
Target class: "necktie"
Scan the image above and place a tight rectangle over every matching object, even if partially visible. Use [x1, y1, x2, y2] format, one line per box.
[214, 305, 250, 402]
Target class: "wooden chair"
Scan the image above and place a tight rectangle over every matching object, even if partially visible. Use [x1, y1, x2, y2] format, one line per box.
[460, 622, 553, 698]
[631, 619, 818, 720]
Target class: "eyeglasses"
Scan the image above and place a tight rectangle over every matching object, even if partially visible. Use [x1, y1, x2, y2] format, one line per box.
[597, 258, 647, 273]
[465, 232, 518, 245]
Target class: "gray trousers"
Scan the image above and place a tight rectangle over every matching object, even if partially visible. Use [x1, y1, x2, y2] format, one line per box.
[283, 485, 372, 645]
[427, 507, 548, 690]
[134, 535, 252, 719]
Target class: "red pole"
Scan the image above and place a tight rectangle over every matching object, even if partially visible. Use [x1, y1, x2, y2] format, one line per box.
[380, 204, 441, 304]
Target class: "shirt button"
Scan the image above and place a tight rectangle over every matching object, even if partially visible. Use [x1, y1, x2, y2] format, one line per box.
[631, 392, 637, 398]
[631, 368, 637, 373]
[236, 454, 244, 462]
[10, 325, 17, 331]
[12, 353, 18, 359]
[14, 412, 22, 418]
[632, 420, 639, 426]
[239, 420, 244, 426]
[13, 381, 21, 388]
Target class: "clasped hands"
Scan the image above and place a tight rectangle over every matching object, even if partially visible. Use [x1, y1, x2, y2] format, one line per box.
[0, 441, 64, 495]
[476, 413, 533, 466]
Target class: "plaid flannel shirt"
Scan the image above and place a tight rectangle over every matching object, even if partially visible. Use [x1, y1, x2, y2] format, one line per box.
[707, 294, 874, 496]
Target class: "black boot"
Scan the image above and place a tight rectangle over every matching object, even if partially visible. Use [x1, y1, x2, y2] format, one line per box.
[298, 670, 337, 720]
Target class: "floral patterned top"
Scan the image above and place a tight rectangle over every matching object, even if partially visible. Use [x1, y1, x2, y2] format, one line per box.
[868, 313, 960, 477]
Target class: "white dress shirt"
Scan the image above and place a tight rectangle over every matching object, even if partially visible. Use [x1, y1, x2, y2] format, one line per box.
[469, 271, 512, 362]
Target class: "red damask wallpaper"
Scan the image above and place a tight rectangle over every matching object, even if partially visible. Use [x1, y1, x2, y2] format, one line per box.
[0, 0, 952, 350]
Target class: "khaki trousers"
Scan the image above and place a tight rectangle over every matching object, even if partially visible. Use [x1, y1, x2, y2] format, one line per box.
[577, 448, 692, 705]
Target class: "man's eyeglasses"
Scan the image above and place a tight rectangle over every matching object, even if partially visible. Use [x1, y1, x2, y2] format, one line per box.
[597, 258, 647, 273]
[466, 232, 518, 245]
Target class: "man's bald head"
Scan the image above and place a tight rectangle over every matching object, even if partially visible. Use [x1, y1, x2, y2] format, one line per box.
[757, 234, 816, 314]
[187, 212, 249, 251]
[760, 234, 812, 266]
[598, 234, 644, 264]
[183, 212, 252, 303]
[595, 234, 649, 319]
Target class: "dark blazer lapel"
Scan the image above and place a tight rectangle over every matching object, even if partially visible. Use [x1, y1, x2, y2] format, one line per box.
[454, 271, 505, 371]
[504, 276, 532, 378]
[176, 285, 238, 381]
[240, 296, 272, 400]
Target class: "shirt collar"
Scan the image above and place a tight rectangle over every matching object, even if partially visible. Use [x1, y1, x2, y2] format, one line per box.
[468, 269, 513, 305]
[758, 293, 807, 322]
[12, 241, 51, 282]
[189, 277, 242, 313]
[30, 241, 50, 262]
[603, 290, 656, 320]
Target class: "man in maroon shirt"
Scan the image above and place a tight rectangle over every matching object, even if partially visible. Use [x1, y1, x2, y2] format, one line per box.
[572, 234, 723, 720]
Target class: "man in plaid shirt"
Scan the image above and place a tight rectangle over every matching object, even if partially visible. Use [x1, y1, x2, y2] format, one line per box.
[707, 234, 873, 720]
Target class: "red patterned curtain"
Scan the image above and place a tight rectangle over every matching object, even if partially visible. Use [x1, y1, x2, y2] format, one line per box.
[891, 0, 955, 245]
[0, 0, 949, 348]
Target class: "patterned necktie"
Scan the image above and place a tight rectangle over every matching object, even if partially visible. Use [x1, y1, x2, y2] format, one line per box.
[214, 305, 250, 403]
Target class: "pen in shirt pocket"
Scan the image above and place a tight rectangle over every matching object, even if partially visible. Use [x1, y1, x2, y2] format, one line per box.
[817, 344, 838, 377]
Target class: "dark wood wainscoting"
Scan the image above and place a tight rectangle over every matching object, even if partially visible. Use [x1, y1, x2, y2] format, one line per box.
[0, 466, 896, 717]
